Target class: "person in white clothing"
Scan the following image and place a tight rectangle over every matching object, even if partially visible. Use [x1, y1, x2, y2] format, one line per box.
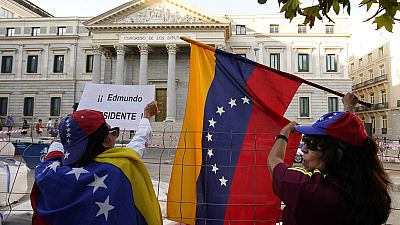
[46, 118, 53, 135]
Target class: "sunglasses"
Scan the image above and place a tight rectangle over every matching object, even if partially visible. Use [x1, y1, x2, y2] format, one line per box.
[108, 127, 120, 138]
[302, 136, 323, 152]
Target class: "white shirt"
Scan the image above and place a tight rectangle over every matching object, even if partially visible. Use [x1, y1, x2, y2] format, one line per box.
[46, 120, 53, 128]
[127, 118, 152, 158]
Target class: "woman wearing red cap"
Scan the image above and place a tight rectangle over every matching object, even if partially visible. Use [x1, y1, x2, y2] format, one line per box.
[31, 101, 162, 225]
[268, 93, 391, 225]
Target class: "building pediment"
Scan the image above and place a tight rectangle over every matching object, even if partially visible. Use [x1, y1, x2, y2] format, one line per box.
[84, 0, 230, 29]
[114, 2, 205, 24]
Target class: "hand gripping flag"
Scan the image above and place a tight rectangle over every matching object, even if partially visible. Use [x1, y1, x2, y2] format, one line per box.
[31, 147, 162, 225]
[167, 39, 302, 225]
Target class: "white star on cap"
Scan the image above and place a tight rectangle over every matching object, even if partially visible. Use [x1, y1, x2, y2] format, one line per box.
[206, 132, 213, 142]
[66, 139, 71, 144]
[87, 174, 108, 193]
[241, 96, 250, 104]
[211, 163, 219, 174]
[228, 98, 237, 108]
[216, 106, 225, 116]
[64, 151, 70, 159]
[66, 128, 71, 132]
[207, 149, 214, 158]
[208, 118, 216, 128]
[66, 167, 90, 180]
[219, 176, 228, 186]
[95, 196, 114, 221]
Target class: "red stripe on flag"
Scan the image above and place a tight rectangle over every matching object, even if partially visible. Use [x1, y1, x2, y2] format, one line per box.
[223, 67, 302, 224]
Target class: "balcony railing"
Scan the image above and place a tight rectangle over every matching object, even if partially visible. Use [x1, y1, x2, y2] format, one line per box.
[382, 128, 387, 134]
[372, 102, 389, 109]
[352, 74, 387, 90]
[355, 102, 388, 112]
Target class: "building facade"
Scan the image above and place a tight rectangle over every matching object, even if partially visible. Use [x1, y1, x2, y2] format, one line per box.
[0, 0, 352, 128]
[349, 39, 400, 140]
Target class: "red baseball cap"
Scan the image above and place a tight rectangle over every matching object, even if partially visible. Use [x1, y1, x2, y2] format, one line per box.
[295, 111, 368, 147]
[59, 110, 105, 165]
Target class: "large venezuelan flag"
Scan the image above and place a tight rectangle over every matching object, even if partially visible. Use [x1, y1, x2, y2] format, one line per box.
[31, 148, 162, 225]
[167, 40, 302, 225]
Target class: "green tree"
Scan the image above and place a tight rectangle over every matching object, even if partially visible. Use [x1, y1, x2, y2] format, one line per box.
[257, 0, 399, 32]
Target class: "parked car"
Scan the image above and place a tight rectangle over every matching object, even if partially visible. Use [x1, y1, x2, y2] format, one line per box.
[294, 142, 304, 163]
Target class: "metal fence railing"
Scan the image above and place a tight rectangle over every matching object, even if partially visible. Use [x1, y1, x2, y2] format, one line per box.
[0, 131, 399, 225]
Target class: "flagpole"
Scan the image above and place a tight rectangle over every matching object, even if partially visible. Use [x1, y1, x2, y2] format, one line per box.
[180, 36, 372, 108]
[180, 36, 216, 52]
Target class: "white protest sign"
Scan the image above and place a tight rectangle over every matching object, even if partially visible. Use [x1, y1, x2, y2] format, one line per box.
[77, 83, 155, 130]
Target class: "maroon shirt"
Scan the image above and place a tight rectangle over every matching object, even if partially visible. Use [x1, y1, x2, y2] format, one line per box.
[273, 163, 348, 225]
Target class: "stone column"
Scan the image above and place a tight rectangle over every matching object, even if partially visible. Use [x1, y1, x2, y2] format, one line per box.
[103, 49, 113, 84]
[258, 42, 264, 64]
[17, 45, 23, 80]
[114, 45, 126, 85]
[165, 44, 178, 122]
[138, 44, 150, 85]
[92, 45, 102, 83]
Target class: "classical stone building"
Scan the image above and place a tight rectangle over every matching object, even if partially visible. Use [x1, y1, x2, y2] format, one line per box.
[0, 0, 352, 129]
[349, 37, 400, 140]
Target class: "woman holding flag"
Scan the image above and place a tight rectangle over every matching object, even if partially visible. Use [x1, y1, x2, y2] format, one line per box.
[268, 93, 391, 225]
[31, 101, 162, 225]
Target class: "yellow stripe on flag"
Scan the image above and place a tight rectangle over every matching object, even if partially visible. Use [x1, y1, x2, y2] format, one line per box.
[95, 147, 162, 225]
[167, 44, 216, 224]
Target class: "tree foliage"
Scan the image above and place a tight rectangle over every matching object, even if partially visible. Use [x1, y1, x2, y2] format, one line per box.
[257, 0, 400, 32]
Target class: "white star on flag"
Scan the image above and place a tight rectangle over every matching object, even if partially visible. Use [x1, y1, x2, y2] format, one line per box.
[207, 149, 214, 158]
[216, 106, 225, 116]
[219, 176, 228, 186]
[87, 174, 108, 193]
[66, 167, 90, 180]
[66, 139, 71, 144]
[228, 98, 237, 108]
[47, 161, 60, 172]
[95, 196, 115, 221]
[208, 118, 216, 128]
[206, 132, 213, 142]
[211, 163, 219, 174]
[64, 151, 70, 159]
[66, 123, 70, 127]
[66, 133, 71, 138]
[66, 128, 71, 132]
[241, 96, 250, 104]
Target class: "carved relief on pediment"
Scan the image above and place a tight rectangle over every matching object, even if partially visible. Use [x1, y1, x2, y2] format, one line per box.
[113, 3, 205, 24]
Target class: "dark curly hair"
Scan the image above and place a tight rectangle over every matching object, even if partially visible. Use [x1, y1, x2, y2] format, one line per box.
[72, 123, 109, 167]
[304, 134, 391, 225]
